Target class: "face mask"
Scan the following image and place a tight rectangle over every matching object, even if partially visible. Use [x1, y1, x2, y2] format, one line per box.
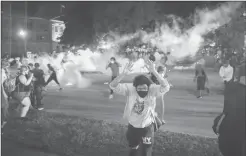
[110, 61, 115, 64]
[137, 91, 148, 98]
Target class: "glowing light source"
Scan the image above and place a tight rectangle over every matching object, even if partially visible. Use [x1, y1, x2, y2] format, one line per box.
[18, 29, 27, 38]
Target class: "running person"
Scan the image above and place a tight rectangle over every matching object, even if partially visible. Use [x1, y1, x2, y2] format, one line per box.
[45, 64, 62, 90]
[109, 59, 170, 156]
[106, 57, 121, 99]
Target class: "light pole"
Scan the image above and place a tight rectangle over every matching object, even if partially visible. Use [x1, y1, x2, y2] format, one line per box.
[18, 29, 27, 54]
[24, 1, 27, 56]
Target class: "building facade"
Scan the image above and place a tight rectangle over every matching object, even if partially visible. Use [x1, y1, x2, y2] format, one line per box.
[1, 14, 52, 57]
[51, 19, 65, 52]
[1, 14, 65, 57]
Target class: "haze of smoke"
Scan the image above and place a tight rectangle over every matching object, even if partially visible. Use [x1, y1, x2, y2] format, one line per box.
[141, 2, 242, 58]
[26, 2, 241, 88]
[95, 2, 242, 70]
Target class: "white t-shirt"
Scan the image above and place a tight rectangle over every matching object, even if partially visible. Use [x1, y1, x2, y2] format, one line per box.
[219, 65, 234, 82]
[110, 81, 170, 128]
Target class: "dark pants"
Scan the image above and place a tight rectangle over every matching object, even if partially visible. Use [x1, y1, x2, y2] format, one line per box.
[30, 90, 35, 107]
[32, 85, 44, 108]
[197, 76, 205, 90]
[126, 123, 154, 156]
[45, 73, 60, 86]
[110, 76, 117, 95]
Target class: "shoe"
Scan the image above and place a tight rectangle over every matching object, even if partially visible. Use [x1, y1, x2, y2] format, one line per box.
[59, 88, 63, 91]
[109, 94, 113, 99]
[1, 121, 7, 128]
[197, 96, 202, 99]
[38, 107, 44, 110]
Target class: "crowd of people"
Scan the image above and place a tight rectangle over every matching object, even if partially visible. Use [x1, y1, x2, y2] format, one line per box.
[1, 59, 63, 129]
[1, 48, 245, 156]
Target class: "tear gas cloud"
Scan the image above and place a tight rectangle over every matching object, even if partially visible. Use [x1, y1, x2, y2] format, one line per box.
[25, 2, 241, 88]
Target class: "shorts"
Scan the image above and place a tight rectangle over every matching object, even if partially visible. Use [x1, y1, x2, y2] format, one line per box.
[12, 91, 30, 102]
[126, 123, 154, 148]
[197, 76, 205, 90]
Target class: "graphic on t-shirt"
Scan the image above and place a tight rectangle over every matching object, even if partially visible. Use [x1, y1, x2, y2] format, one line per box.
[132, 99, 145, 115]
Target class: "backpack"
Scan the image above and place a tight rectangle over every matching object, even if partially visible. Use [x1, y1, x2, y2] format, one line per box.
[3, 76, 18, 96]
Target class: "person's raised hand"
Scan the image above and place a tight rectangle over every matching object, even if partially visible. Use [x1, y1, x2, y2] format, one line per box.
[122, 61, 134, 75]
[144, 57, 155, 73]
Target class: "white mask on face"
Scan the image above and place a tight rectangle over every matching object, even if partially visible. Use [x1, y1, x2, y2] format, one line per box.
[110, 61, 115, 64]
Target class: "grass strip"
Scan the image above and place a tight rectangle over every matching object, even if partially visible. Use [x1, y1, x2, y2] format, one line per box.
[2, 110, 222, 156]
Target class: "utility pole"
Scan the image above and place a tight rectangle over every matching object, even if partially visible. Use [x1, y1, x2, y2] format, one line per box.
[9, 2, 12, 58]
[24, 1, 27, 56]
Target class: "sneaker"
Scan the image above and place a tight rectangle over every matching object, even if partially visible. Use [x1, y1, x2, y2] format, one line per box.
[197, 96, 202, 99]
[109, 94, 113, 99]
[38, 107, 44, 110]
[59, 88, 63, 91]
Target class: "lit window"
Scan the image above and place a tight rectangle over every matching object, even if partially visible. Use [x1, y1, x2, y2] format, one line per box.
[55, 26, 58, 32]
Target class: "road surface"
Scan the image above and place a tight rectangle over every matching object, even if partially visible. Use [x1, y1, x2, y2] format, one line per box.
[42, 71, 224, 138]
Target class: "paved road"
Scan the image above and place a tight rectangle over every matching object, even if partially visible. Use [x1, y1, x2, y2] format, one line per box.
[42, 71, 224, 138]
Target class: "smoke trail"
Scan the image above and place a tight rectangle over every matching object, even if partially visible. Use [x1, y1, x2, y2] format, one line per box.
[92, 2, 242, 70]
[25, 2, 241, 88]
[141, 2, 242, 59]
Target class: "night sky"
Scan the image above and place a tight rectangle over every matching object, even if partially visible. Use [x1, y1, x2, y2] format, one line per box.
[2, 1, 224, 19]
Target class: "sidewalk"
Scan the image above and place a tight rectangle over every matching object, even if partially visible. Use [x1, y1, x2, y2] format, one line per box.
[1, 138, 58, 156]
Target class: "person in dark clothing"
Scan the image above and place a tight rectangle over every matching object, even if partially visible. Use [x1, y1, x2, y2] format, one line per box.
[213, 64, 245, 156]
[32, 63, 46, 110]
[45, 64, 62, 90]
[193, 65, 208, 98]
[28, 63, 35, 106]
[106, 57, 121, 99]
[230, 53, 238, 80]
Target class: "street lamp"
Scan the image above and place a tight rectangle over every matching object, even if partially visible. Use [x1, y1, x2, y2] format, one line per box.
[18, 29, 27, 38]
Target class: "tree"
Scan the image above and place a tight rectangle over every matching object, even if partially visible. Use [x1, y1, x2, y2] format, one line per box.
[215, 5, 245, 52]
[59, 2, 95, 46]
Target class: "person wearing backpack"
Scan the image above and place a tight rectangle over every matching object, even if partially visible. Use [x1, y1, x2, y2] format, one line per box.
[32, 63, 46, 110]
[12, 66, 34, 118]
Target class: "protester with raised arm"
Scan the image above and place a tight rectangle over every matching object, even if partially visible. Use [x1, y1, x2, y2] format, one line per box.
[109, 58, 170, 156]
